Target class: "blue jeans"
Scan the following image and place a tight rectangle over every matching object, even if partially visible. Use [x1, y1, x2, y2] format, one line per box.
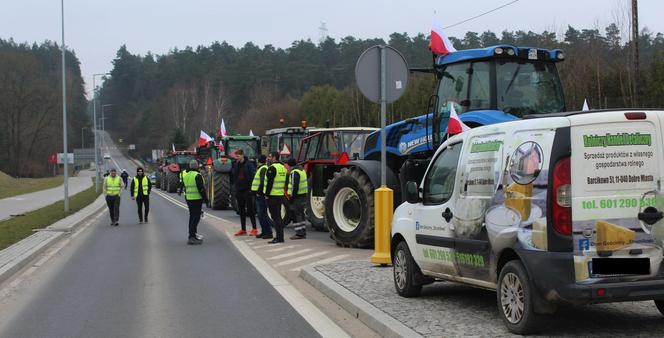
[255, 195, 273, 235]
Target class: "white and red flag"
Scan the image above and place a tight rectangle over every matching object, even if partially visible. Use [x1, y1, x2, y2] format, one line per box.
[198, 130, 213, 146]
[249, 129, 254, 137]
[219, 119, 229, 137]
[172, 143, 176, 151]
[429, 18, 457, 55]
[582, 99, 590, 111]
[447, 104, 470, 135]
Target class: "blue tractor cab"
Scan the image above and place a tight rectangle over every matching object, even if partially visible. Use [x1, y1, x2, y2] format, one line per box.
[324, 45, 567, 248]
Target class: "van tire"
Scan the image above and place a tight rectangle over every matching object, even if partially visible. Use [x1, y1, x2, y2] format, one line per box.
[324, 167, 374, 248]
[497, 260, 541, 335]
[654, 300, 664, 316]
[392, 241, 422, 297]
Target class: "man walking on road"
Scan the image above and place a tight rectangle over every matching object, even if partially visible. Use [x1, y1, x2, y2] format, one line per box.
[286, 158, 308, 239]
[251, 155, 273, 239]
[179, 160, 208, 245]
[104, 168, 123, 226]
[120, 169, 129, 190]
[264, 151, 287, 244]
[130, 167, 151, 223]
[232, 149, 258, 236]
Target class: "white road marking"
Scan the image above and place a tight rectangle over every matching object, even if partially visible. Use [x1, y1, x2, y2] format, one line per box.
[274, 251, 329, 267]
[251, 244, 275, 249]
[268, 249, 313, 261]
[264, 245, 300, 253]
[154, 190, 348, 337]
[290, 254, 351, 272]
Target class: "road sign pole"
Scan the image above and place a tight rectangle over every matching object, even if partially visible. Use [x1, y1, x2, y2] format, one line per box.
[380, 46, 387, 187]
[61, 0, 69, 213]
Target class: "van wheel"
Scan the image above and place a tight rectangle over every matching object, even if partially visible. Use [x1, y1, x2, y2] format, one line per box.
[392, 241, 422, 297]
[497, 260, 541, 335]
[654, 300, 664, 316]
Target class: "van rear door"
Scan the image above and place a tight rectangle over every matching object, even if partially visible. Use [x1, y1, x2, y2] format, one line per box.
[569, 110, 664, 282]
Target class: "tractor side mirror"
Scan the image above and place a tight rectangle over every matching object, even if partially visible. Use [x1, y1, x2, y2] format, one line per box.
[406, 181, 421, 204]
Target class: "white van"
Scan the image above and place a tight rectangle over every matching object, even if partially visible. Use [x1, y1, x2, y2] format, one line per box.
[391, 109, 664, 334]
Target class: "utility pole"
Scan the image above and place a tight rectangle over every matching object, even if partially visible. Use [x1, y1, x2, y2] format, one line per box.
[61, 0, 69, 212]
[632, 0, 639, 106]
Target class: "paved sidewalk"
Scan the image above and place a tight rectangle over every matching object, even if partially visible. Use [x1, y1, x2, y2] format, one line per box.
[0, 170, 94, 222]
[304, 261, 664, 337]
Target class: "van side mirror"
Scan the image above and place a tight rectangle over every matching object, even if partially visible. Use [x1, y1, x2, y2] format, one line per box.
[406, 181, 422, 204]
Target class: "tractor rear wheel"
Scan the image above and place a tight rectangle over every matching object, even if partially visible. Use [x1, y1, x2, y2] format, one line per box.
[210, 172, 232, 210]
[155, 172, 162, 189]
[324, 167, 374, 248]
[166, 172, 179, 193]
[306, 183, 327, 231]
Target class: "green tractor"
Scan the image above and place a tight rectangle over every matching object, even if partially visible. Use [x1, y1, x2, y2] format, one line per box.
[198, 135, 262, 210]
[158, 151, 197, 193]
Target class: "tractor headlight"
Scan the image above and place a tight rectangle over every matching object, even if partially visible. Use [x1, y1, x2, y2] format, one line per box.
[494, 47, 504, 55]
[557, 51, 565, 60]
[506, 48, 515, 56]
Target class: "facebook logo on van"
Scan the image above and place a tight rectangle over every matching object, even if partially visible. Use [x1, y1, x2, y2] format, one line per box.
[579, 239, 590, 251]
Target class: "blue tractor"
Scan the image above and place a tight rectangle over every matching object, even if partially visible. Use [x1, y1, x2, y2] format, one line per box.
[324, 45, 567, 248]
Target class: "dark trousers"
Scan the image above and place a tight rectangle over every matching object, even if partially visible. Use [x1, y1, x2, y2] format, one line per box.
[105, 195, 120, 223]
[236, 190, 257, 230]
[267, 196, 284, 241]
[291, 195, 307, 236]
[136, 195, 150, 221]
[186, 199, 203, 239]
[255, 195, 273, 235]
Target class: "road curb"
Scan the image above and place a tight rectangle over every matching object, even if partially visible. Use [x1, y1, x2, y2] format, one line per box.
[300, 265, 423, 338]
[0, 194, 106, 285]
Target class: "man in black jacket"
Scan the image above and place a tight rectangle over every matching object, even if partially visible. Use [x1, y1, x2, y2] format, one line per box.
[130, 167, 152, 223]
[179, 160, 209, 245]
[231, 149, 257, 236]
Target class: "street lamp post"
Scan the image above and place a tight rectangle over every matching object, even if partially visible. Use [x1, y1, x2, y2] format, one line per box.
[101, 104, 114, 161]
[61, 0, 69, 212]
[92, 73, 110, 193]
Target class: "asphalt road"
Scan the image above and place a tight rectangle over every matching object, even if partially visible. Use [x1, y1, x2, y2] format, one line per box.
[0, 136, 319, 338]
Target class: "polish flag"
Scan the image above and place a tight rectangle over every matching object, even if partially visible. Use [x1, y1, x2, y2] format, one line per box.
[429, 18, 457, 55]
[172, 143, 176, 152]
[582, 99, 590, 111]
[219, 119, 229, 137]
[447, 104, 470, 135]
[198, 130, 213, 146]
[249, 129, 254, 137]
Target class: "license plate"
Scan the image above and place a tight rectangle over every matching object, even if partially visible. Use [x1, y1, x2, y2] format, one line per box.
[591, 258, 650, 275]
[528, 49, 538, 60]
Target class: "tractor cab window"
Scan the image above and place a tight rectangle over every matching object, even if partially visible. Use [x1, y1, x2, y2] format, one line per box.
[226, 140, 259, 159]
[423, 143, 462, 205]
[269, 135, 280, 153]
[342, 132, 370, 159]
[299, 133, 321, 161]
[496, 60, 564, 117]
[175, 154, 194, 165]
[438, 61, 490, 114]
[318, 132, 340, 160]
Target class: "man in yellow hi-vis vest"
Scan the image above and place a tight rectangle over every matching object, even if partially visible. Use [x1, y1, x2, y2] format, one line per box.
[286, 158, 308, 239]
[130, 167, 152, 223]
[104, 168, 124, 226]
[178, 160, 208, 245]
[264, 151, 287, 244]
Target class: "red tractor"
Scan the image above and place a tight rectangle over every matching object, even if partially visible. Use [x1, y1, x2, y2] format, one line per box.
[157, 150, 198, 193]
[296, 127, 378, 231]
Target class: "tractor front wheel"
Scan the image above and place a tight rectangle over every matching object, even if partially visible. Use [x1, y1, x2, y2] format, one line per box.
[324, 167, 374, 248]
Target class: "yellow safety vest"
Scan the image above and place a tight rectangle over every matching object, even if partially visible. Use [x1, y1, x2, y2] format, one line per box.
[251, 165, 268, 192]
[105, 176, 122, 196]
[288, 168, 308, 196]
[183, 170, 202, 200]
[133, 176, 149, 196]
[267, 163, 287, 196]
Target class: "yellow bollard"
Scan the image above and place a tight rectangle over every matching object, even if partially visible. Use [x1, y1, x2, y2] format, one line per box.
[371, 186, 393, 265]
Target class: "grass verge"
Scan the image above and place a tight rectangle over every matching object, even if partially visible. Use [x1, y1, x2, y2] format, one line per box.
[0, 172, 64, 199]
[0, 180, 101, 250]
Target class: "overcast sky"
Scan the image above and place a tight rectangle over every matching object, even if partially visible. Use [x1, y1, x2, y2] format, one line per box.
[1, 0, 662, 96]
